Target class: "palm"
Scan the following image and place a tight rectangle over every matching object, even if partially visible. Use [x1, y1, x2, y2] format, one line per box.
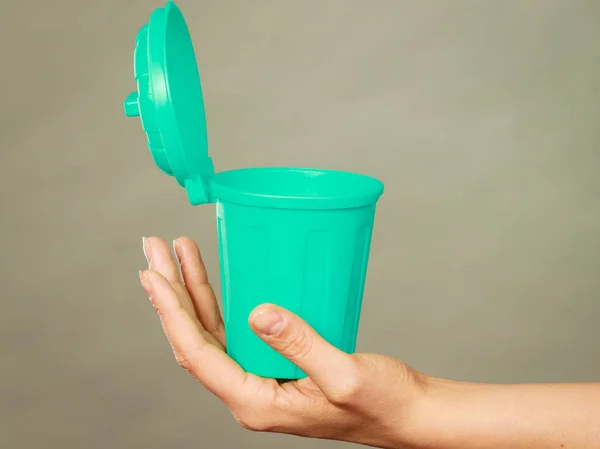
[247, 373, 325, 406]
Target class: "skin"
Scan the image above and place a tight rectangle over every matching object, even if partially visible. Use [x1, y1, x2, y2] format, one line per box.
[139, 236, 600, 449]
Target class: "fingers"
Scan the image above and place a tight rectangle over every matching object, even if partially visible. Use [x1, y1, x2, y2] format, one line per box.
[173, 237, 226, 347]
[143, 237, 194, 316]
[249, 304, 358, 399]
[140, 269, 246, 404]
[143, 237, 225, 349]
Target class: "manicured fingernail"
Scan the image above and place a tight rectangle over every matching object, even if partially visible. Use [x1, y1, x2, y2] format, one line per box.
[139, 270, 153, 296]
[142, 237, 152, 268]
[252, 309, 283, 336]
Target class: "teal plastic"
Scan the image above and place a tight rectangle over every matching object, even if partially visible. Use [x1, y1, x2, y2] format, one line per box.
[124, 2, 385, 379]
[212, 168, 382, 379]
[124, 1, 213, 205]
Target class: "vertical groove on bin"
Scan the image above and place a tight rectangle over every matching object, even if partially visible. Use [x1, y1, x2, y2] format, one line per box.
[217, 216, 231, 322]
[344, 222, 373, 353]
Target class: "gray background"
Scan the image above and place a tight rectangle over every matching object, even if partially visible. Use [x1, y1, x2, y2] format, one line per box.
[1, 0, 599, 448]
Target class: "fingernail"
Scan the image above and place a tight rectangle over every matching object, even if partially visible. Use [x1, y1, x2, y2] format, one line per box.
[142, 237, 152, 268]
[252, 309, 283, 336]
[172, 239, 180, 264]
[139, 270, 153, 296]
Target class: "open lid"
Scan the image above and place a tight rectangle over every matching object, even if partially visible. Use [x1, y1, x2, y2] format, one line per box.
[123, 1, 214, 205]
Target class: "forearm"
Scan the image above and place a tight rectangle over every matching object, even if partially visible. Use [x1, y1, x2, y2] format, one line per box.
[409, 378, 600, 449]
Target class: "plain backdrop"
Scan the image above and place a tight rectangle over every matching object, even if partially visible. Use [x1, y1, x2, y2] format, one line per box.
[1, 1, 599, 448]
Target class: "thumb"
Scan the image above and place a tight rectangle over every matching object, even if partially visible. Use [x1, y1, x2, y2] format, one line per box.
[249, 304, 356, 391]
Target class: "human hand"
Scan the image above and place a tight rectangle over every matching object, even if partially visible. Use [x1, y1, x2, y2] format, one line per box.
[138, 236, 429, 449]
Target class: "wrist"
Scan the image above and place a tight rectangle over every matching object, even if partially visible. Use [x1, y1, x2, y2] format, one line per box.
[398, 375, 465, 449]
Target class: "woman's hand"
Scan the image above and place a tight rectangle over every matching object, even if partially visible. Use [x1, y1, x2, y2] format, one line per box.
[138, 236, 600, 449]
[139, 236, 428, 449]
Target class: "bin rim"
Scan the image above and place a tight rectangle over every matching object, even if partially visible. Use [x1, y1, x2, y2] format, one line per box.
[210, 167, 384, 210]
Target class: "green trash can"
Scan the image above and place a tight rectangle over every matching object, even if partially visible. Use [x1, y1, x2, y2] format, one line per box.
[124, 1, 384, 380]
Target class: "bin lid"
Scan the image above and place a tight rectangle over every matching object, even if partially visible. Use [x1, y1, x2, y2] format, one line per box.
[123, 1, 214, 205]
